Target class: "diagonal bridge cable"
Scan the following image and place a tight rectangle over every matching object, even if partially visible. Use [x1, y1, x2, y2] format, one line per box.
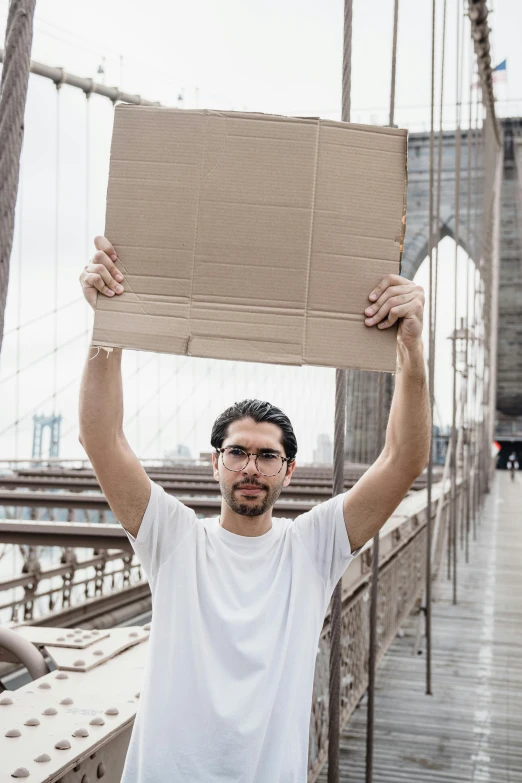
[0, 327, 89, 384]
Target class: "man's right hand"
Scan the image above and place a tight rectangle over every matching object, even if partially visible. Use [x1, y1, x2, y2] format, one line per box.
[80, 235, 125, 311]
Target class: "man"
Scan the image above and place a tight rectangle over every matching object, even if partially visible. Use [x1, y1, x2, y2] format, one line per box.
[507, 451, 518, 481]
[79, 235, 430, 782]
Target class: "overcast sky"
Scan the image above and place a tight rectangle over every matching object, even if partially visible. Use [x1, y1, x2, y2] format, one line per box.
[0, 0, 519, 464]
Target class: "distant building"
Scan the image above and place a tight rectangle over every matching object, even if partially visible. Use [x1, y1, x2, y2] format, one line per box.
[313, 433, 333, 465]
[164, 443, 192, 460]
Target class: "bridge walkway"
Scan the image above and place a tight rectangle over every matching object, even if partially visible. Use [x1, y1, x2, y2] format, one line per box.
[318, 471, 522, 782]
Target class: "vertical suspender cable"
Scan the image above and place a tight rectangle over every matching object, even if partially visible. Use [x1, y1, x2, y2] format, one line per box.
[85, 91, 92, 350]
[0, 0, 36, 354]
[365, 2, 402, 777]
[388, 0, 399, 127]
[432, 0, 447, 378]
[471, 85, 480, 538]
[464, 31, 473, 565]
[328, 1, 352, 778]
[451, 0, 462, 606]
[52, 84, 62, 456]
[14, 161, 23, 460]
[458, 14, 466, 554]
[425, 0, 436, 698]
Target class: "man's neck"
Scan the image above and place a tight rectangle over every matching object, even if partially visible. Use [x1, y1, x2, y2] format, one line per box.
[219, 505, 273, 538]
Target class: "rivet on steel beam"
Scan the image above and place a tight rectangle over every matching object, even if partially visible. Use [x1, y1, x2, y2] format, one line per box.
[91, 629, 100, 635]
[60, 697, 73, 705]
[129, 631, 139, 638]
[55, 738, 72, 749]
[24, 717, 40, 726]
[89, 716, 105, 726]
[97, 761, 106, 778]
[135, 692, 140, 699]
[34, 753, 51, 763]
[57, 636, 65, 641]
[93, 650, 104, 656]
[0, 696, 14, 705]
[74, 628, 83, 632]
[55, 672, 68, 679]
[5, 728, 21, 737]
[66, 633, 74, 638]
[38, 682, 51, 689]
[42, 707, 58, 715]
[73, 727, 89, 737]
[82, 634, 91, 639]
[143, 623, 151, 631]
[74, 659, 86, 666]
[105, 707, 119, 715]
[11, 767, 29, 777]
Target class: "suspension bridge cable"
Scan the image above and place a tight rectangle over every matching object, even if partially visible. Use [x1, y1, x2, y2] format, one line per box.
[471, 70, 480, 536]
[141, 359, 214, 456]
[180, 360, 225, 457]
[450, 0, 464, 606]
[388, 0, 399, 127]
[366, 1, 402, 777]
[432, 0, 448, 364]
[0, 327, 89, 384]
[0, 47, 161, 106]
[0, 376, 78, 437]
[59, 351, 157, 443]
[125, 355, 190, 428]
[424, 0, 437, 700]
[52, 82, 62, 453]
[3, 296, 83, 337]
[85, 91, 91, 351]
[457, 1, 467, 556]
[14, 149, 24, 460]
[464, 34, 474, 565]
[328, 1, 352, 778]
[0, 0, 36, 353]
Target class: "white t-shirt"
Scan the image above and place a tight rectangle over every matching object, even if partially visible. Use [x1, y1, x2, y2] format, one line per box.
[121, 478, 358, 783]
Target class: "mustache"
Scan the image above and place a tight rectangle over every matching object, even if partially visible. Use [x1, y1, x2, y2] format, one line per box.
[233, 479, 267, 490]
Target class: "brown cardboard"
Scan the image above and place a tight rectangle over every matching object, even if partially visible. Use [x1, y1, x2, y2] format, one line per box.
[92, 107, 408, 372]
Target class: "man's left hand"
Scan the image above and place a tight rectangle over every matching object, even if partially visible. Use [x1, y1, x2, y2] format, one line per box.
[364, 274, 425, 349]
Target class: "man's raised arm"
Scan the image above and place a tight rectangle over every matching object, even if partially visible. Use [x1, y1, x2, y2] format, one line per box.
[342, 274, 431, 552]
[78, 236, 151, 539]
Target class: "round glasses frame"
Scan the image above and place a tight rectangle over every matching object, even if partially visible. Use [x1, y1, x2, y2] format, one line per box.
[216, 447, 291, 477]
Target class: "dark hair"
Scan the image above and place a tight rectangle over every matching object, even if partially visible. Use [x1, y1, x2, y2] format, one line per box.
[210, 399, 297, 463]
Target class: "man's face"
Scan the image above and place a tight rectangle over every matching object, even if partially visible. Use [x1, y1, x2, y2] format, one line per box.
[212, 418, 296, 517]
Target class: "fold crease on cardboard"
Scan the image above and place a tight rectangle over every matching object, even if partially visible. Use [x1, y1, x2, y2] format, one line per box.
[92, 106, 408, 373]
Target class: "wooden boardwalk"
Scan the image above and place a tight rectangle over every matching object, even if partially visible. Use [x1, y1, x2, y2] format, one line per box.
[318, 471, 522, 782]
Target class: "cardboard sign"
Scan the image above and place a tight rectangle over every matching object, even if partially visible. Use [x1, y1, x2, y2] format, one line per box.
[92, 107, 408, 372]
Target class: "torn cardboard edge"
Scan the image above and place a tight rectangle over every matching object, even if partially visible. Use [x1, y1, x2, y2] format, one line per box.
[92, 107, 408, 374]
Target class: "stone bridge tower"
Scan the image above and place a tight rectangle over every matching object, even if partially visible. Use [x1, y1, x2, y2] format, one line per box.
[345, 117, 522, 462]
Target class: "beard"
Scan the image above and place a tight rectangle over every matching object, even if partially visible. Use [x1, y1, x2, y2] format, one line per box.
[220, 476, 284, 517]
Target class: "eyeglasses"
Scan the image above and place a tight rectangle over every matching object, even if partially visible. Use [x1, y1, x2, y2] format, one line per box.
[216, 446, 291, 476]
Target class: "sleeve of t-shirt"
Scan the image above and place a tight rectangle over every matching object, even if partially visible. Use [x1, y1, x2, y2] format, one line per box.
[124, 477, 197, 586]
[291, 492, 359, 595]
